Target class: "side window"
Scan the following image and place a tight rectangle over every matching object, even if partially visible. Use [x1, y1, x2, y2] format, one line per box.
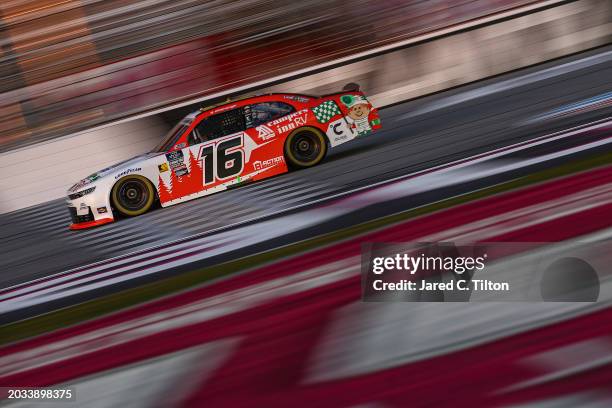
[187, 127, 204, 146]
[247, 102, 295, 128]
[190, 108, 246, 145]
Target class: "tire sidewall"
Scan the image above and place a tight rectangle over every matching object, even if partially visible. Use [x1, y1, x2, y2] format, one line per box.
[111, 175, 156, 217]
[284, 126, 327, 168]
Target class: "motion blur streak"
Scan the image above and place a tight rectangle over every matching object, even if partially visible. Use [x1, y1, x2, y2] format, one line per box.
[1, 118, 608, 319]
[1, 0, 609, 213]
[0, 0, 567, 150]
[0, 166, 610, 406]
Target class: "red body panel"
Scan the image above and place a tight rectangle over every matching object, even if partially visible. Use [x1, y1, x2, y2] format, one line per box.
[67, 90, 381, 230]
[155, 92, 380, 206]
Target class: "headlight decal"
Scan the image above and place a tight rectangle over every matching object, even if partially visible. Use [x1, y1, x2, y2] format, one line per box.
[68, 186, 96, 200]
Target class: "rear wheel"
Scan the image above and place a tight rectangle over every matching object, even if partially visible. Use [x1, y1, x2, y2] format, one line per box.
[111, 175, 156, 217]
[284, 127, 327, 168]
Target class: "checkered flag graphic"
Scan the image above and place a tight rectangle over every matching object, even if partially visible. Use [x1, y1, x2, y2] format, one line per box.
[312, 100, 342, 123]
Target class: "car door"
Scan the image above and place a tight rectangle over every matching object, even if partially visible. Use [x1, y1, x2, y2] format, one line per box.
[241, 101, 294, 176]
[160, 107, 248, 203]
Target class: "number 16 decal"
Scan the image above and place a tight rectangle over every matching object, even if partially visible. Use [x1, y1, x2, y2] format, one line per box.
[198, 134, 244, 186]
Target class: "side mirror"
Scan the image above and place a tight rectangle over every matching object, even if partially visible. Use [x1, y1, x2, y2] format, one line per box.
[342, 83, 360, 92]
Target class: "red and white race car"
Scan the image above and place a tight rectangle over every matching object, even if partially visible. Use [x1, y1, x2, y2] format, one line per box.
[66, 85, 382, 229]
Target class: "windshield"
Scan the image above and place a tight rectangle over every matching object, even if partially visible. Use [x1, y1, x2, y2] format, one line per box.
[151, 118, 193, 152]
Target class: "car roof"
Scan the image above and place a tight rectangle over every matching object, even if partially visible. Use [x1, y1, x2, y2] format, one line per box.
[193, 93, 317, 117]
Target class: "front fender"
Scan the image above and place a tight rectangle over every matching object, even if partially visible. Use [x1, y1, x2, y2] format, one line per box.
[67, 184, 114, 230]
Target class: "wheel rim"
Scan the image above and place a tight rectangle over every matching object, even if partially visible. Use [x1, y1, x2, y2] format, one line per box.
[118, 179, 149, 211]
[290, 131, 321, 163]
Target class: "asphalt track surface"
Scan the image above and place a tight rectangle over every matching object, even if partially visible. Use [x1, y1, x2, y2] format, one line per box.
[1, 46, 611, 290]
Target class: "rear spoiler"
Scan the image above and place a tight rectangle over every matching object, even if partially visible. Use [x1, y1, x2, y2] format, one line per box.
[320, 83, 361, 98]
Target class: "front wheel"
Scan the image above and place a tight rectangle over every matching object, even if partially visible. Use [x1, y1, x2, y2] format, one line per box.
[111, 175, 156, 217]
[284, 127, 328, 168]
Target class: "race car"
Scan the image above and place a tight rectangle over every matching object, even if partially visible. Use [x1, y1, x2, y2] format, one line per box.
[66, 84, 382, 229]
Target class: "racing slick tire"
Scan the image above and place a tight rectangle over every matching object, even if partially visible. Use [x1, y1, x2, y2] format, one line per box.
[284, 126, 328, 168]
[111, 175, 156, 217]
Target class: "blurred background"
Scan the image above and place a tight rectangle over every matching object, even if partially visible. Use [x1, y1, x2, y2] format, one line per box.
[0, 0, 611, 407]
[0, 0, 610, 212]
[1, 0, 601, 152]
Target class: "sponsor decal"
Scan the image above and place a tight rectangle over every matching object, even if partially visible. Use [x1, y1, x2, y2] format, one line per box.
[327, 118, 355, 147]
[69, 181, 87, 192]
[253, 156, 284, 171]
[158, 163, 169, 173]
[294, 114, 307, 126]
[166, 150, 184, 167]
[269, 110, 308, 126]
[114, 167, 142, 179]
[312, 100, 342, 123]
[79, 203, 87, 210]
[97, 206, 107, 213]
[213, 104, 236, 114]
[270, 111, 309, 134]
[256, 125, 275, 141]
[284, 95, 310, 103]
[68, 187, 96, 200]
[174, 165, 189, 177]
[340, 94, 373, 136]
[276, 122, 296, 134]
[335, 134, 348, 142]
[244, 105, 253, 128]
[227, 175, 252, 189]
[69, 173, 99, 192]
[332, 122, 345, 136]
[166, 150, 189, 176]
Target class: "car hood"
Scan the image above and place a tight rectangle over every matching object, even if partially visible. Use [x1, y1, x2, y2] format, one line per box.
[68, 152, 161, 193]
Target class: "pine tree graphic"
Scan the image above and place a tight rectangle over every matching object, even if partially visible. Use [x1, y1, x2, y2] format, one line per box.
[160, 150, 206, 202]
[158, 175, 172, 203]
[186, 150, 203, 193]
[169, 168, 183, 200]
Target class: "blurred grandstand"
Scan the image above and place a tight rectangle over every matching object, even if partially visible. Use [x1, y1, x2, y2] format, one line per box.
[0, 0, 543, 151]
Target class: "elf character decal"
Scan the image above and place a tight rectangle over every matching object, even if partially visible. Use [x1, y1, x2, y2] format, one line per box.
[341, 94, 375, 136]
